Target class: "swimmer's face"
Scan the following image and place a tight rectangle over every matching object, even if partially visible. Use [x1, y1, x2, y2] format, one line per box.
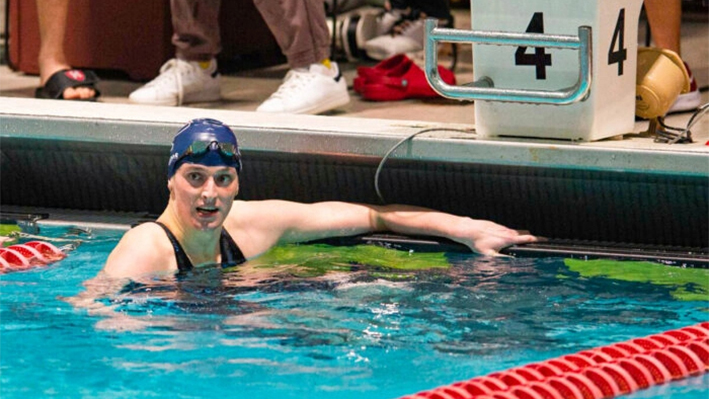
[169, 163, 239, 231]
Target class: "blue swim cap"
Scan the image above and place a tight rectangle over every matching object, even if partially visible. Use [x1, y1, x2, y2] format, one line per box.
[167, 118, 242, 178]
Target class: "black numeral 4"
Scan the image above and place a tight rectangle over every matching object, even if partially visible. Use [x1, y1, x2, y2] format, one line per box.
[608, 8, 627, 75]
[515, 12, 552, 80]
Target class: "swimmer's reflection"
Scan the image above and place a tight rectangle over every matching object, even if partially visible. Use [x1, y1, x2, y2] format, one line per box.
[68, 252, 533, 334]
[68, 258, 361, 332]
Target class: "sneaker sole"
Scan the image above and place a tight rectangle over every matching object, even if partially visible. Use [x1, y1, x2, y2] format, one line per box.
[302, 92, 351, 115]
[129, 88, 221, 107]
[129, 97, 181, 106]
[260, 91, 351, 115]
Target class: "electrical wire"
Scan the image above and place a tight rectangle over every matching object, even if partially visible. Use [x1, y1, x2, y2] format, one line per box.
[373, 127, 475, 204]
[686, 102, 709, 133]
[374, 103, 708, 202]
[653, 102, 709, 144]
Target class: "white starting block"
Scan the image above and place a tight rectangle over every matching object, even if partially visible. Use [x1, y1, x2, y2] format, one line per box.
[424, 0, 643, 141]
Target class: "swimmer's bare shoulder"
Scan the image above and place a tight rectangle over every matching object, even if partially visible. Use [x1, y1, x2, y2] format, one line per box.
[223, 200, 288, 258]
[103, 222, 176, 279]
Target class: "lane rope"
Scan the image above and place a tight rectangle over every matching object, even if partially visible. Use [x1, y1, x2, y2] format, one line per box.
[399, 322, 709, 399]
[0, 241, 66, 274]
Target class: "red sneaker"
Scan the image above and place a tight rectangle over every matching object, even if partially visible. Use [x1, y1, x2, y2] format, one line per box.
[668, 62, 701, 113]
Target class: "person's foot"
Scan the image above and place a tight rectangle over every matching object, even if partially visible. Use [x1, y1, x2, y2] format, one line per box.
[256, 61, 350, 114]
[129, 58, 221, 106]
[668, 62, 702, 114]
[39, 64, 97, 100]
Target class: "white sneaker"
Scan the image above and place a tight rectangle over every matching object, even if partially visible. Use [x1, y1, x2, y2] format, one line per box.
[256, 62, 350, 115]
[129, 58, 221, 106]
[364, 19, 424, 61]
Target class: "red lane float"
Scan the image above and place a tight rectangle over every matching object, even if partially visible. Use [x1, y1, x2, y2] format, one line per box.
[0, 248, 30, 269]
[25, 241, 65, 260]
[0, 241, 65, 274]
[399, 323, 709, 399]
[9, 244, 48, 263]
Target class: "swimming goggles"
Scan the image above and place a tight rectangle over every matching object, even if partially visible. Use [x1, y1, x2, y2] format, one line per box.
[174, 140, 240, 163]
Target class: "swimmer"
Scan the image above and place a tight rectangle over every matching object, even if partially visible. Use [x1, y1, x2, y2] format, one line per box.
[101, 118, 537, 280]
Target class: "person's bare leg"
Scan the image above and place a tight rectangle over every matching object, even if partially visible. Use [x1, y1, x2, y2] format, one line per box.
[645, 0, 699, 112]
[644, 0, 681, 54]
[36, 0, 95, 99]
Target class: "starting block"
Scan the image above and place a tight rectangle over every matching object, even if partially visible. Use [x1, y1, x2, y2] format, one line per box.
[425, 0, 643, 141]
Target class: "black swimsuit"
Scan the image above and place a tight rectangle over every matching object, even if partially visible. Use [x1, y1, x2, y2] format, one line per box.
[154, 221, 246, 272]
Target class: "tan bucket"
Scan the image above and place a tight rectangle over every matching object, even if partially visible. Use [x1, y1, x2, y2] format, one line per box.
[635, 47, 690, 119]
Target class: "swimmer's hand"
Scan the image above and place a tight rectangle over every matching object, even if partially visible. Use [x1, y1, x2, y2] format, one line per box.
[455, 219, 537, 257]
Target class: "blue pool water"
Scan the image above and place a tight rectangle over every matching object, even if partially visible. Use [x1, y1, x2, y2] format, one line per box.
[1, 225, 707, 399]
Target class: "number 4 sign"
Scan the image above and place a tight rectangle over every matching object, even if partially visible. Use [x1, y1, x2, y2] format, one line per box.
[515, 9, 629, 80]
[426, 0, 644, 141]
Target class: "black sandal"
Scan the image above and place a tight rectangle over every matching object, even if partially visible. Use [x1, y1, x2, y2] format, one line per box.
[35, 69, 101, 101]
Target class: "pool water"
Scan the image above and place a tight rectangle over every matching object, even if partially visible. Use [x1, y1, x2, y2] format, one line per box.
[1, 225, 707, 399]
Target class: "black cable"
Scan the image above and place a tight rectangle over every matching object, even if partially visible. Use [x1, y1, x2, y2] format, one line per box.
[3, 0, 11, 67]
[374, 127, 475, 204]
[653, 102, 709, 144]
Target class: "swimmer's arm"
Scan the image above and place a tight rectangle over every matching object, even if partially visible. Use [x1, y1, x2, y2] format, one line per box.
[231, 200, 536, 257]
[369, 204, 537, 256]
[69, 272, 177, 331]
[227, 200, 372, 257]
[102, 224, 175, 278]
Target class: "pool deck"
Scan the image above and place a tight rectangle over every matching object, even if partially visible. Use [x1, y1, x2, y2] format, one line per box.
[1, 90, 708, 176]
